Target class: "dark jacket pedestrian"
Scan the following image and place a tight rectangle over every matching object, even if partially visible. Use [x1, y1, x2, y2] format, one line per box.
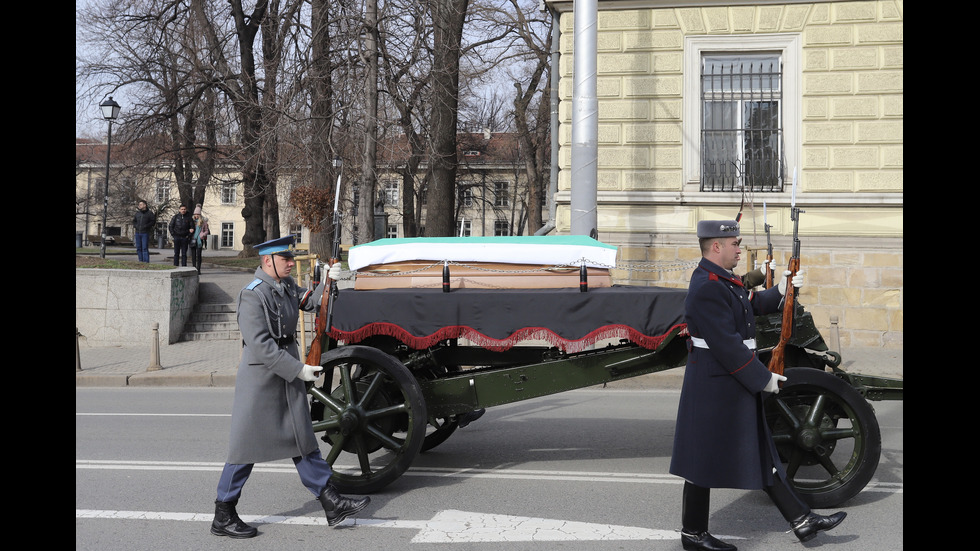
[168, 205, 194, 266]
[668, 219, 844, 551]
[132, 202, 157, 233]
[132, 200, 156, 262]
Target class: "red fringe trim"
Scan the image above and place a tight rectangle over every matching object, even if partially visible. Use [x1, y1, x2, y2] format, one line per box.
[328, 322, 688, 354]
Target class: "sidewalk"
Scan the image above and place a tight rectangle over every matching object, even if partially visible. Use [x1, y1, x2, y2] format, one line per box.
[76, 246, 903, 388]
[76, 245, 253, 387]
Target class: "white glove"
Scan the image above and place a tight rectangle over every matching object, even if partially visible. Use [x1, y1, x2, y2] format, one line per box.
[777, 269, 805, 295]
[298, 364, 322, 382]
[327, 262, 342, 281]
[764, 373, 787, 394]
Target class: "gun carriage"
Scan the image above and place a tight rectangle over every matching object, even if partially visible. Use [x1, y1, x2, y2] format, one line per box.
[303, 236, 902, 510]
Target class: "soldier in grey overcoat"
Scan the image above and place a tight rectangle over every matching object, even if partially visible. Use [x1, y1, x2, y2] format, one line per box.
[210, 236, 370, 539]
[669, 220, 846, 551]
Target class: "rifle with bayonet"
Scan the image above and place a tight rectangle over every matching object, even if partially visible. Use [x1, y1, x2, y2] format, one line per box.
[305, 166, 344, 367]
[763, 201, 774, 289]
[767, 171, 803, 377]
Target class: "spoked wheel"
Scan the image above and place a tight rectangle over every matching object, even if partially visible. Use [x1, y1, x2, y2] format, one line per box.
[765, 367, 881, 508]
[308, 345, 426, 494]
[352, 336, 461, 453]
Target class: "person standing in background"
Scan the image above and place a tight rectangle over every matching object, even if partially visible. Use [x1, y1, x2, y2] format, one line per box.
[168, 204, 193, 267]
[189, 204, 210, 273]
[132, 200, 156, 263]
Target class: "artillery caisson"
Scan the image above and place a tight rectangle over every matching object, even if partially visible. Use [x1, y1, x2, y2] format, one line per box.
[305, 237, 902, 508]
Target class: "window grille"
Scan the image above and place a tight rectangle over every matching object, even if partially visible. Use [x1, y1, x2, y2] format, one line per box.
[701, 54, 784, 192]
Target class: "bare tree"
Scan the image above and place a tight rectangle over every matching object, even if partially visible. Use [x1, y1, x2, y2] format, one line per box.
[377, 0, 434, 238]
[76, 0, 223, 219]
[506, 0, 552, 233]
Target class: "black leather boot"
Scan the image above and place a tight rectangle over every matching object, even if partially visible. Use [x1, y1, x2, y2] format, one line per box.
[681, 530, 737, 551]
[319, 484, 371, 527]
[791, 511, 846, 542]
[210, 499, 257, 538]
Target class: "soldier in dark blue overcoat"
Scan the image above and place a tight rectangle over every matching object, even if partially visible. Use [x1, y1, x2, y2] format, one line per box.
[669, 220, 846, 551]
[209, 236, 370, 538]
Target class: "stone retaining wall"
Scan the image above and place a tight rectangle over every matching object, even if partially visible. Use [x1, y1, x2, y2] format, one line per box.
[76, 267, 199, 346]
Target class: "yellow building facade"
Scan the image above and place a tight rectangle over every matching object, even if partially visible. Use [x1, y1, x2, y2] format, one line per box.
[546, 0, 902, 348]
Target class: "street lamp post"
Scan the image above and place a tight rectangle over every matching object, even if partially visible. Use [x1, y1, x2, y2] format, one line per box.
[99, 96, 121, 259]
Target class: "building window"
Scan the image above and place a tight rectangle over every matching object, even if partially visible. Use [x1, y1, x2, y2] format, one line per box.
[155, 179, 170, 204]
[289, 223, 303, 243]
[382, 180, 399, 206]
[221, 183, 236, 205]
[460, 186, 474, 207]
[494, 220, 510, 236]
[456, 219, 471, 237]
[220, 222, 235, 248]
[386, 224, 398, 238]
[683, 34, 800, 193]
[493, 181, 509, 207]
[701, 54, 782, 192]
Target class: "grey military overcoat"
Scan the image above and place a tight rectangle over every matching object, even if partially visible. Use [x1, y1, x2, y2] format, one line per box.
[226, 267, 325, 464]
[669, 258, 784, 490]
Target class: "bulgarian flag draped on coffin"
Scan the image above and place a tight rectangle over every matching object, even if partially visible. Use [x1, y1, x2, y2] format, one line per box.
[328, 236, 687, 353]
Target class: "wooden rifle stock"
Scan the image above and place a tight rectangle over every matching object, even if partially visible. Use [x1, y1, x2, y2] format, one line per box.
[764, 254, 774, 289]
[305, 267, 329, 366]
[763, 201, 774, 289]
[767, 256, 798, 376]
[767, 203, 803, 376]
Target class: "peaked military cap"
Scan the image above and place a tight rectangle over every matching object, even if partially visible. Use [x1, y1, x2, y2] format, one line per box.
[697, 219, 740, 239]
[254, 235, 296, 257]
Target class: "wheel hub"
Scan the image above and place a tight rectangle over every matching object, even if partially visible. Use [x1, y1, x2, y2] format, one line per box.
[338, 407, 364, 436]
[796, 427, 819, 450]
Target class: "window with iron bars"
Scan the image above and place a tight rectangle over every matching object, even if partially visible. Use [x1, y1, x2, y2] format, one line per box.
[700, 54, 783, 192]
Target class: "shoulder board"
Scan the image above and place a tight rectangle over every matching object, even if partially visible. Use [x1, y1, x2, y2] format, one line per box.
[246, 279, 263, 290]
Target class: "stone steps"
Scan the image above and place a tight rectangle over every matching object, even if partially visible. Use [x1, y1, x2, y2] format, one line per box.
[179, 302, 240, 342]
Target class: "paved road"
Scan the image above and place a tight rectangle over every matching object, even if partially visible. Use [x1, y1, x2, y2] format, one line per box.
[76, 386, 904, 551]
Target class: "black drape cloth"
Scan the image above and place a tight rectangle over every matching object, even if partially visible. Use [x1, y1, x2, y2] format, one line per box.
[326, 285, 688, 353]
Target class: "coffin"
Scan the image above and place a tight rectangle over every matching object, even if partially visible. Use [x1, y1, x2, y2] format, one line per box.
[348, 236, 617, 291]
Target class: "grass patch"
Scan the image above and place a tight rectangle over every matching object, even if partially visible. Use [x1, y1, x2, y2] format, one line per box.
[75, 256, 175, 270]
[75, 249, 260, 271]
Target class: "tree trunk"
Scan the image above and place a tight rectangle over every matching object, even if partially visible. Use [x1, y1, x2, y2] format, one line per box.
[357, 0, 379, 244]
[426, 0, 469, 236]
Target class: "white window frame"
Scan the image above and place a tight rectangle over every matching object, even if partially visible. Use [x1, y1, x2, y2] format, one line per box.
[494, 219, 510, 236]
[683, 34, 800, 191]
[493, 181, 509, 207]
[220, 222, 235, 248]
[221, 183, 237, 205]
[155, 178, 170, 204]
[382, 180, 399, 206]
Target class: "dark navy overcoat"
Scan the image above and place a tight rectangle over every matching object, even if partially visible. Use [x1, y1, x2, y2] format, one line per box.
[669, 258, 784, 489]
